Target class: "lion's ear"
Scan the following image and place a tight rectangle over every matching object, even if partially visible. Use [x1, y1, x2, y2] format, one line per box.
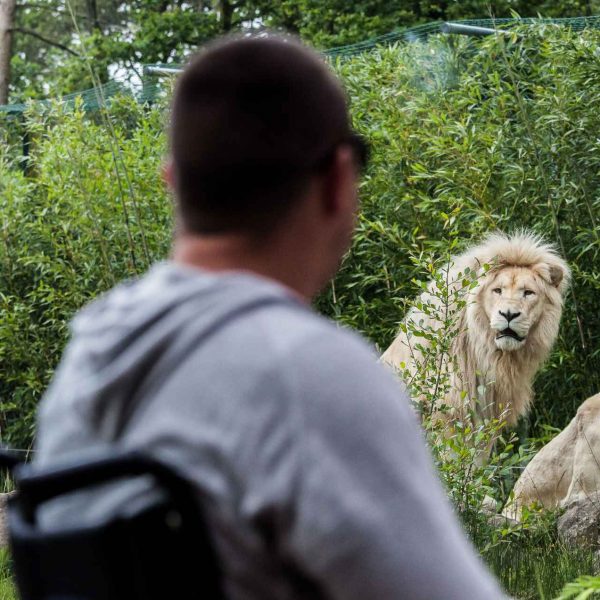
[533, 262, 568, 289]
[548, 264, 565, 288]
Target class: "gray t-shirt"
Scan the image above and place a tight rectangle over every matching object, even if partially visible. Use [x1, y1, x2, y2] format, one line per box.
[35, 262, 506, 600]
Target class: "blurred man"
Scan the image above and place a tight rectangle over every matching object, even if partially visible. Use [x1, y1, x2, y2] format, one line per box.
[35, 35, 507, 599]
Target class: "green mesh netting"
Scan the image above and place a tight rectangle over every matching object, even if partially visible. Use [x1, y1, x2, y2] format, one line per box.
[324, 15, 600, 56]
[2, 15, 600, 114]
[0, 79, 129, 115]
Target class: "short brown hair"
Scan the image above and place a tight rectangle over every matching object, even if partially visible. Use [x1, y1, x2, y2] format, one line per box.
[170, 34, 351, 234]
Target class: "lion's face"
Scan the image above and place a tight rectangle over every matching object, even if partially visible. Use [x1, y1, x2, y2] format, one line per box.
[481, 266, 547, 352]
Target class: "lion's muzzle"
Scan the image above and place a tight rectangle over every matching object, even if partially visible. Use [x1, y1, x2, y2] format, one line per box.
[491, 309, 529, 350]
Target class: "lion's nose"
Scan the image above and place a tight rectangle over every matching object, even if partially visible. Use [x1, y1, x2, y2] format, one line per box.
[499, 310, 521, 322]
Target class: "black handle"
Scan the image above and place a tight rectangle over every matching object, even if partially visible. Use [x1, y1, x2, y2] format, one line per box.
[14, 450, 196, 523]
[0, 448, 24, 472]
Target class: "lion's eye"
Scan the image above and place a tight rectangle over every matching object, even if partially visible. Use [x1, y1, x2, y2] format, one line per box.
[524, 290, 535, 297]
[492, 288, 502, 295]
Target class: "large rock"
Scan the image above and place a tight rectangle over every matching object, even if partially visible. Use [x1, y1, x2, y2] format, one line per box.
[0, 492, 13, 547]
[558, 492, 600, 548]
[503, 393, 600, 522]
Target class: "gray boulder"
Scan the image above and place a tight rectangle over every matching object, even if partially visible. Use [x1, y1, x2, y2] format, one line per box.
[0, 492, 16, 547]
[558, 492, 600, 548]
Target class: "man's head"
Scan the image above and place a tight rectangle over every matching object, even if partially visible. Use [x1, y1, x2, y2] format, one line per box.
[167, 34, 366, 296]
[169, 34, 366, 232]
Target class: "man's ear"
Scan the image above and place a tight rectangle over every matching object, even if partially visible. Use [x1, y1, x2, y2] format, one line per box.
[321, 146, 357, 217]
[162, 160, 175, 190]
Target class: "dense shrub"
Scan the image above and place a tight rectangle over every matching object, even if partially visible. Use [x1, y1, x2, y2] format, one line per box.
[322, 26, 600, 435]
[0, 98, 170, 446]
[1, 25, 600, 447]
[0, 26, 600, 443]
[2, 24, 600, 599]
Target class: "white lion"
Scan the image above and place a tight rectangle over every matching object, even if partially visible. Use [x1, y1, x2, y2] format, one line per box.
[503, 392, 600, 521]
[381, 232, 570, 427]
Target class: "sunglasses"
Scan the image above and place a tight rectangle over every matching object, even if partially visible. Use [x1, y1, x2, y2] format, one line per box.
[346, 132, 370, 171]
[311, 131, 370, 173]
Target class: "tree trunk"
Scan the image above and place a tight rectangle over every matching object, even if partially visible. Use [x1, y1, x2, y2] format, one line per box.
[216, 0, 234, 32]
[0, 0, 16, 105]
[86, 0, 100, 31]
[412, 1, 421, 19]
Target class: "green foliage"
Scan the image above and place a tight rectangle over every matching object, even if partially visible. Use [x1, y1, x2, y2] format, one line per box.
[3, 24, 600, 599]
[261, 0, 600, 49]
[259, 0, 415, 48]
[557, 576, 600, 599]
[0, 97, 170, 446]
[10, 0, 600, 103]
[84, 2, 219, 80]
[490, 536, 597, 599]
[0, 550, 15, 600]
[322, 26, 600, 434]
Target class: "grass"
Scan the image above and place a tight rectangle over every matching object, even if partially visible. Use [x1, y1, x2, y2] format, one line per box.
[0, 550, 15, 600]
[487, 542, 597, 599]
[0, 540, 593, 599]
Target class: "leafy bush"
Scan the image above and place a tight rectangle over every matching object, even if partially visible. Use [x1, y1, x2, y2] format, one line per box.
[2, 24, 600, 599]
[323, 26, 600, 434]
[0, 549, 15, 600]
[5, 26, 600, 446]
[557, 576, 600, 600]
[0, 97, 171, 446]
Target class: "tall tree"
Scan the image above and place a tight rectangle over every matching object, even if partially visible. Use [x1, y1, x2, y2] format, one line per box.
[0, 0, 16, 104]
[5, 0, 600, 103]
[215, 0, 234, 32]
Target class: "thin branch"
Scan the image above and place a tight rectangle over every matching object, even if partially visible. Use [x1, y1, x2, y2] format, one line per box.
[16, 3, 88, 20]
[10, 27, 81, 56]
[127, 57, 142, 80]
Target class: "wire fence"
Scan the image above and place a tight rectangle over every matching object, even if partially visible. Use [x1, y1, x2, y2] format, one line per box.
[2, 15, 600, 115]
[324, 15, 600, 56]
